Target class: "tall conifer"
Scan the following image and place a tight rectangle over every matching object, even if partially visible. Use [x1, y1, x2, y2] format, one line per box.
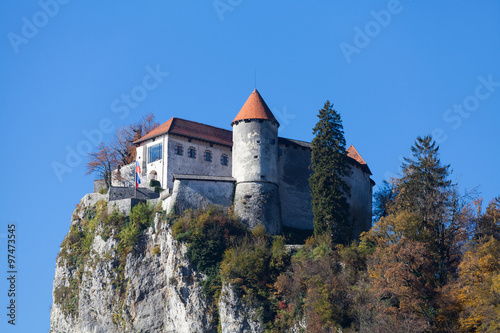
[396, 135, 454, 284]
[309, 101, 351, 244]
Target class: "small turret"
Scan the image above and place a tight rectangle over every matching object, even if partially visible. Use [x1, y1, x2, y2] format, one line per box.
[232, 89, 282, 234]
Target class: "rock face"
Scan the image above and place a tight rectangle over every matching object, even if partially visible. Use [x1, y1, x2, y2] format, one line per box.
[50, 195, 262, 333]
[218, 284, 265, 333]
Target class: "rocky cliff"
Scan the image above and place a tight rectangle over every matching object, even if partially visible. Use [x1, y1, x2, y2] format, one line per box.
[50, 194, 263, 333]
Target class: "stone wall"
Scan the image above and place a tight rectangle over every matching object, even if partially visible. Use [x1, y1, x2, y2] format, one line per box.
[232, 120, 279, 183]
[107, 198, 146, 215]
[108, 186, 159, 201]
[277, 139, 314, 230]
[345, 161, 373, 239]
[165, 175, 235, 214]
[111, 162, 135, 187]
[136, 134, 233, 191]
[166, 135, 233, 190]
[277, 139, 373, 236]
[233, 182, 282, 235]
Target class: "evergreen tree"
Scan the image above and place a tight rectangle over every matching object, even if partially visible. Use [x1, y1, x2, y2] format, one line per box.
[396, 135, 452, 228]
[309, 101, 351, 244]
[395, 135, 455, 284]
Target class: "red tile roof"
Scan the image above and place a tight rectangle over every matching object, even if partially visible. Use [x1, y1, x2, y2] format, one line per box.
[133, 117, 233, 147]
[232, 89, 279, 125]
[346, 145, 367, 165]
[347, 145, 372, 175]
[135, 119, 372, 174]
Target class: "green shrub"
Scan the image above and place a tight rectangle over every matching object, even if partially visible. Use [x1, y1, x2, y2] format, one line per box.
[171, 207, 247, 299]
[149, 179, 161, 187]
[220, 236, 288, 292]
[118, 222, 140, 255]
[219, 235, 289, 326]
[130, 202, 155, 229]
[53, 281, 79, 317]
[117, 202, 155, 256]
[99, 187, 108, 195]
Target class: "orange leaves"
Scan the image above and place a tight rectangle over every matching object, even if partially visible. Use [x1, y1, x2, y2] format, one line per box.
[368, 238, 436, 322]
[112, 113, 159, 165]
[453, 237, 500, 331]
[86, 113, 159, 186]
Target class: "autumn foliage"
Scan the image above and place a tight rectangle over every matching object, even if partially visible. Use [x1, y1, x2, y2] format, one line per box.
[86, 113, 159, 187]
[269, 135, 500, 332]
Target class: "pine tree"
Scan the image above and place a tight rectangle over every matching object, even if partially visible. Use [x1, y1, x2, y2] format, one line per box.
[397, 135, 452, 228]
[395, 135, 454, 284]
[309, 101, 351, 244]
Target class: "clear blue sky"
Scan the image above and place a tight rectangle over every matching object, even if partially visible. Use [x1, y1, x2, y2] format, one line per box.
[1, 1, 499, 331]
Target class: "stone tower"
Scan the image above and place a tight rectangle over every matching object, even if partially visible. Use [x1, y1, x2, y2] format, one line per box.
[232, 89, 282, 234]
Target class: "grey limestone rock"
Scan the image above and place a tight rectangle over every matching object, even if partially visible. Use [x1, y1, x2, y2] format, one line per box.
[50, 194, 264, 333]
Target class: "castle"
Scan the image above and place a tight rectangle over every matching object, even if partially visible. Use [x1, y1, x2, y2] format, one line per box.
[129, 89, 374, 236]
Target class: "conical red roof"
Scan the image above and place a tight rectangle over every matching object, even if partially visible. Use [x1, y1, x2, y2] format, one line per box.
[232, 89, 279, 126]
[347, 145, 373, 176]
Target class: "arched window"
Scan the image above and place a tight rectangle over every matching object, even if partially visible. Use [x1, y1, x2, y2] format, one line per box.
[148, 170, 158, 181]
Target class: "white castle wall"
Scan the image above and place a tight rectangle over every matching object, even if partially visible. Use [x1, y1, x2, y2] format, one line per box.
[165, 175, 235, 214]
[111, 162, 135, 187]
[232, 119, 282, 234]
[136, 134, 232, 190]
[165, 136, 232, 190]
[232, 120, 279, 183]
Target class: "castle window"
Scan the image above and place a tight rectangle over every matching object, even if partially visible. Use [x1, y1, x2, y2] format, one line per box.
[175, 144, 183, 156]
[188, 147, 196, 159]
[221, 154, 228, 166]
[148, 143, 162, 163]
[204, 151, 212, 162]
